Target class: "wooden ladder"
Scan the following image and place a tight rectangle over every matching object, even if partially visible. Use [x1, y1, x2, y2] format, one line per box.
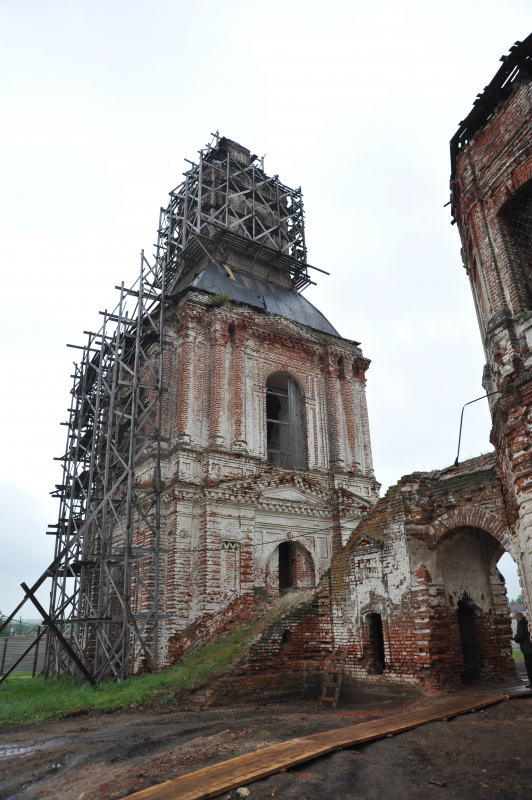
[320, 647, 347, 708]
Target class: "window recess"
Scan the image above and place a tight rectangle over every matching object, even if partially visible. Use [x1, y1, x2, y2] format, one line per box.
[266, 373, 306, 469]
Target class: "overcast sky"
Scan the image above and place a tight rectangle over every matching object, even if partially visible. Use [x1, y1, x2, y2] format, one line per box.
[1, 0, 530, 615]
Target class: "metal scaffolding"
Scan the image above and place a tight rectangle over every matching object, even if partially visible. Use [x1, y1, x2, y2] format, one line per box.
[0, 247, 169, 683]
[161, 132, 311, 291]
[0, 133, 313, 684]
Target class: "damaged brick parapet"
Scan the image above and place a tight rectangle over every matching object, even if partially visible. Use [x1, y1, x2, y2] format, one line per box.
[269, 455, 517, 692]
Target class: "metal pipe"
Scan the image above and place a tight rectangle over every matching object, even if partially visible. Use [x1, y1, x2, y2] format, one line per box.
[454, 390, 499, 466]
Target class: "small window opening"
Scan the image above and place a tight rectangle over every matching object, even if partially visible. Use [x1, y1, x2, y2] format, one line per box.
[338, 356, 345, 379]
[457, 600, 481, 683]
[228, 322, 235, 340]
[281, 629, 291, 644]
[266, 372, 306, 469]
[365, 612, 385, 674]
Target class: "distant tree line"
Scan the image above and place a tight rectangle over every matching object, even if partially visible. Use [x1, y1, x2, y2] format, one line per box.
[509, 595, 524, 605]
[0, 612, 40, 636]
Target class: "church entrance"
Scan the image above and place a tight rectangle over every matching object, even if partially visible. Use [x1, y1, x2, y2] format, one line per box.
[441, 525, 517, 686]
[279, 542, 293, 593]
[274, 541, 316, 595]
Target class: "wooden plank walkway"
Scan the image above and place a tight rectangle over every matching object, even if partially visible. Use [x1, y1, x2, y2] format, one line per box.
[124, 686, 531, 800]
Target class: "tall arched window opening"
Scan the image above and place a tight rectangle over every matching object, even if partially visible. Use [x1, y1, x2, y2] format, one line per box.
[266, 373, 306, 469]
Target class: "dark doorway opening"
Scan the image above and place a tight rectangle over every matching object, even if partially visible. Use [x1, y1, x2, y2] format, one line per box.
[457, 600, 481, 683]
[366, 612, 385, 674]
[279, 542, 293, 593]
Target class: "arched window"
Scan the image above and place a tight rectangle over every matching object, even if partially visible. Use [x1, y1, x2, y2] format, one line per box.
[266, 372, 306, 469]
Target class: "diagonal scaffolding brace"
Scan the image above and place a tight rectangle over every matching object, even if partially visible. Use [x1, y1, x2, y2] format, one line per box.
[0, 133, 317, 684]
[0, 244, 169, 684]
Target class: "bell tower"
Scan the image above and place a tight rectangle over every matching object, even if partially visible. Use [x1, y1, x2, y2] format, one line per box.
[451, 34, 532, 611]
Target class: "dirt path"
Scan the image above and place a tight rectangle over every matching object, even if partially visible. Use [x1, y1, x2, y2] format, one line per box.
[1, 668, 531, 800]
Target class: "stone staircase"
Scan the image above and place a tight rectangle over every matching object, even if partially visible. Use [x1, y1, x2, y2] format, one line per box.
[203, 587, 332, 705]
[247, 588, 317, 640]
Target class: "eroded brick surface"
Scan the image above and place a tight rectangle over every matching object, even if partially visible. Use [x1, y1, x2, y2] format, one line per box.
[232, 455, 517, 693]
[452, 48, 532, 614]
[134, 80, 532, 692]
[148, 289, 379, 666]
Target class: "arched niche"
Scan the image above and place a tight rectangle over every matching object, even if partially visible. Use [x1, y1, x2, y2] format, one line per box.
[266, 540, 315, 595]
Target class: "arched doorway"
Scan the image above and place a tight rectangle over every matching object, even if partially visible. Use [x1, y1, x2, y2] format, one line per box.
[457, 599, 481, 683]
[267, 541, 315, 595]
[278, 542, 292, 592]
[440, 526, 516, 685]
[365, 612, 385, 674]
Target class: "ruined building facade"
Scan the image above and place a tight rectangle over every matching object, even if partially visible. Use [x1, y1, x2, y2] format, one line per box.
[451, 33, 532, 614]
[153, 137, 379, 661]
[37, 38, 531, 688]
[224, 37, 532, 696]
[234, 454, 516, 694]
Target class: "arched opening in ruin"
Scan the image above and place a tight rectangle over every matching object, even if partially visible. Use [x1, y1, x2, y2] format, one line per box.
[270, 540, 315, 595]
[440, 525, 517, 685]
[457, 599, 481, 683]
[365, 612, 385, 674]
[266, 372, 306, 469]
[498, 551, 526, 629]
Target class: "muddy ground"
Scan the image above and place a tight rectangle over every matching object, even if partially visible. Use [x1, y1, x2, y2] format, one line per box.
[1, 664, 531, 800]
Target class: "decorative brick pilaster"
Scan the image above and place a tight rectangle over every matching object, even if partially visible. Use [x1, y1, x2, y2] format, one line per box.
[339, 371, 360, 473]
[231, 320, 251, 452]
[324, 347, 345, 471]
[209, 318, 229, 448]
[177, 326, 195, 445]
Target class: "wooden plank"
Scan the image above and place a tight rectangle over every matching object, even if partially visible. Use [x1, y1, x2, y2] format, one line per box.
[122, 690, 530, 800]
[127, 740, 333, 800]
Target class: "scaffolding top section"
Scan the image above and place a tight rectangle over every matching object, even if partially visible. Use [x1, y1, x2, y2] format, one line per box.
[450, 33, 532, 182]
[160, 133, 317, 293]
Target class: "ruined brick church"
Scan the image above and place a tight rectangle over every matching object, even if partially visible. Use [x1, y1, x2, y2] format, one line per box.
[34, 33, 532, 690]
[237, 32, 532, 694]
[158, 34, 532, 690]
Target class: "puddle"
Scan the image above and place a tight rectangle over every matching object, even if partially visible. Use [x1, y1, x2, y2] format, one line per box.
[0, 738, 67, 760]
[0, 744, 37, 759]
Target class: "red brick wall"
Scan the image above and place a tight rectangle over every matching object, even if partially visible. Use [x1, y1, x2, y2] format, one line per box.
[453, 72, 532, 615]
[146, 289, 380, 667]
[264, 456, 516, 692]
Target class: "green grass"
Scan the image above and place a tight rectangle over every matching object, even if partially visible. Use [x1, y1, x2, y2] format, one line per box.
[209, 292, 231, 307]
[0, 626, 252, 728]
[513, 649, 525, 660]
